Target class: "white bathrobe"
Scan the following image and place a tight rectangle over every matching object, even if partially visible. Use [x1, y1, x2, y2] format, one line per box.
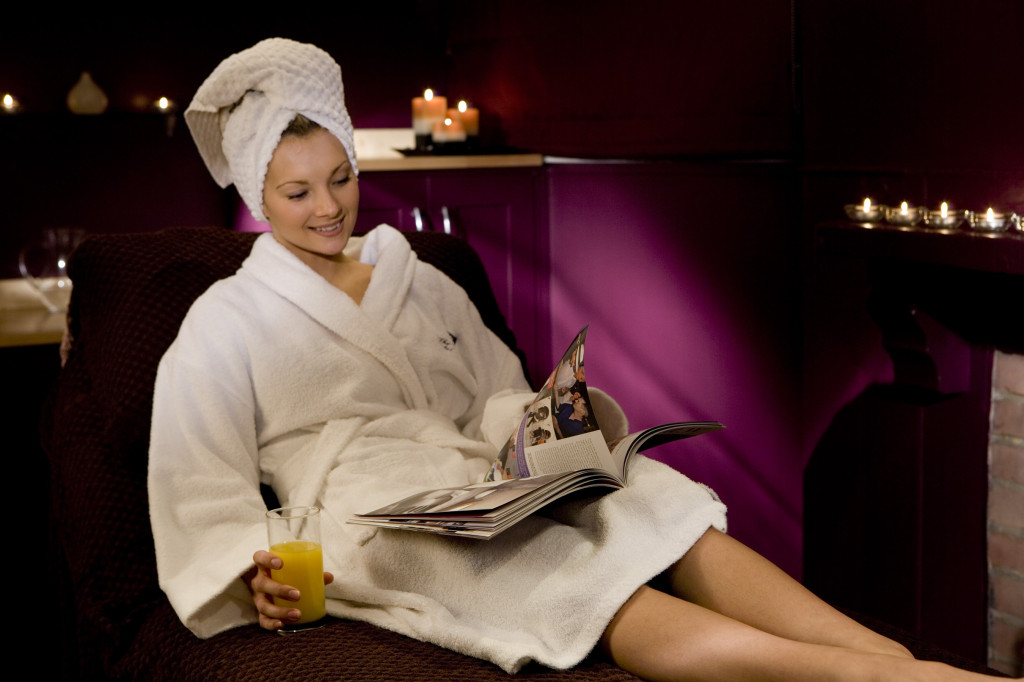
[148, 224, 727, 673]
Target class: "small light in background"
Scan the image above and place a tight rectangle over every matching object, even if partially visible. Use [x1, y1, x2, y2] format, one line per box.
[153, 96, 177, 136]
[2, 93, 22, 113]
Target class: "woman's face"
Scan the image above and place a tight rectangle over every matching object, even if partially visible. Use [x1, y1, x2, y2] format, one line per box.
[262, 128, 359, 269]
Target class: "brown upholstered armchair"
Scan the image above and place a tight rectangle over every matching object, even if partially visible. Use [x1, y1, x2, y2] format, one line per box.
[42, 226, 1004, 680]
[42, 226, 639, 680]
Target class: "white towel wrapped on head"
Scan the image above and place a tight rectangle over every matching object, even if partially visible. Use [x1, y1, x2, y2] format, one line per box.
[184, 37, 357, 221]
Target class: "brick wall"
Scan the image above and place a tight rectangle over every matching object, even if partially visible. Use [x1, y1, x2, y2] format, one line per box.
[989, 351, 1024, 677]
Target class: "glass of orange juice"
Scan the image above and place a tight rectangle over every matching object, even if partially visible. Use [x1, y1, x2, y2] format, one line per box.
[265, 506, 327, 632]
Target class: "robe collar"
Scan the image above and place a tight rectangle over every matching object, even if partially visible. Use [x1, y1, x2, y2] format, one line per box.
[242, 225, 428, 409]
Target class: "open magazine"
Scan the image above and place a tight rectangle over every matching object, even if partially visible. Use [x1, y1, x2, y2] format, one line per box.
[348, 327, 723, 539]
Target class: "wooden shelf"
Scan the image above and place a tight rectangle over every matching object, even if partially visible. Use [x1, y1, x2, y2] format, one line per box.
[359, 153, 544, 172]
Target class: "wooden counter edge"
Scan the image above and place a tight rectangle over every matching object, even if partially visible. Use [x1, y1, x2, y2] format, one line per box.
[359, 153, 544, 172]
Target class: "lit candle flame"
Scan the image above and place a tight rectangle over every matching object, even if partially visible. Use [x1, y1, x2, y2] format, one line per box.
[987, 207, 995, 219]
[940, 202, 948, 218]
[424, 89, 434, 101]
[444, 117, 453, 127]
[2, 94, 13, 109]
[900, 201, 909, 215]
[157, 97, 170, 111]
[458, 100, 468, 113]
[863, 198, 872, 213]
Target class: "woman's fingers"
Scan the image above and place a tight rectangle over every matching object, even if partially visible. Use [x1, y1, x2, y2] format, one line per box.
[246, 550, 333, 630]
[247, 550, 302, 630]
[253, 549, 281, 571]
[253, 589, 301, 630]
[251, 570, 301, 600]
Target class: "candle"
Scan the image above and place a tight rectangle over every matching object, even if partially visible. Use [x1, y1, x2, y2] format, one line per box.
[148, 96, 178, 136]
[411, 90, 431, 135]
[432, 116, 467, 144]
[924, 201, 964, 230]
[844, 197, 884, 222]
[412, 89, 447, 150]
[2, 93, 21, 113]
[456, 100, 480, 138]
[968, 206, 1012, 232]
[885, 201, 923, 226]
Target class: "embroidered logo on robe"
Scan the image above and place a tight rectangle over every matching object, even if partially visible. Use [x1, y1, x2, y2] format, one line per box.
[439, 332, 458, 351]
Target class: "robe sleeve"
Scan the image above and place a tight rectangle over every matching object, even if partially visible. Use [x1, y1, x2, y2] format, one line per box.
[147, 294, 268, 638]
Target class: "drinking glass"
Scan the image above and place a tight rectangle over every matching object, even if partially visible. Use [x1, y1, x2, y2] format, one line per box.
[265, 506, 327, 631]
[18, 227, 85, 313]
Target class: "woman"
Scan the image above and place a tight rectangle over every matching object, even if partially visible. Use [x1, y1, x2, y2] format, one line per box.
[149, 39, 1002, 681]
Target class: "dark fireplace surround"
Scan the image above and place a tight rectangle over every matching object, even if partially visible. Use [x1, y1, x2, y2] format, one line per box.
[805, 221, 1023, 663]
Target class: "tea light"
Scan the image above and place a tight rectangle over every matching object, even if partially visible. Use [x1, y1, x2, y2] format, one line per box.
[154, 96, 176, 112]
[412, 89, 447, 151]
[148, 96, 178, 136]
[844, 198, 885, 222]
[885, 201, 924, 226]
[968, 207, 1012, 232]
[923, 201, 965, 230]
[2, 93, 21, 113]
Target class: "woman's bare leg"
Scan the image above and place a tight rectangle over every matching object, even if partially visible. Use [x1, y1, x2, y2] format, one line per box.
[601, 586, 1001, 682]
[665, 528, 911, 658]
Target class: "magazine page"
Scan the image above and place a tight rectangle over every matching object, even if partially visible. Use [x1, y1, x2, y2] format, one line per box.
[355, 475, 563, 517]
[485, 326, 611, 481]
[350, 469, 625, 539]
[523, 430, 618, 478]
[609, 421, 726, 480]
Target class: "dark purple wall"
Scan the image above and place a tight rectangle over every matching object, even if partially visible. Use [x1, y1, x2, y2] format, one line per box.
[444, 0, 796, 157]
[547, 163, 803, 575]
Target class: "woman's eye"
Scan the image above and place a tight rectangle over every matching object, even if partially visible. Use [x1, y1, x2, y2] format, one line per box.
[333, 175, 351, 186]
[287, 190, 308, 201]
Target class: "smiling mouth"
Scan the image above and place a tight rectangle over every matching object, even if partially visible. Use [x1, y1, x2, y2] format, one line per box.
[310, 221, 342, 234]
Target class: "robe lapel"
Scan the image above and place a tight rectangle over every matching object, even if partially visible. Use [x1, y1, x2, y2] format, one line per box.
[243, 229, 428, 409]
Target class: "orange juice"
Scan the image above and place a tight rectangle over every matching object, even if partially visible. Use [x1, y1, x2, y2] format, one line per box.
[270, 540, 326, 624]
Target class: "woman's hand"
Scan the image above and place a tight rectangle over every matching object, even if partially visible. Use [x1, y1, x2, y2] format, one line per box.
[242, 549, 335, 631]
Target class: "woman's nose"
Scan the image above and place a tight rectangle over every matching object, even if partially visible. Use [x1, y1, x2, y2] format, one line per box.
[314, 189, 340, 217]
